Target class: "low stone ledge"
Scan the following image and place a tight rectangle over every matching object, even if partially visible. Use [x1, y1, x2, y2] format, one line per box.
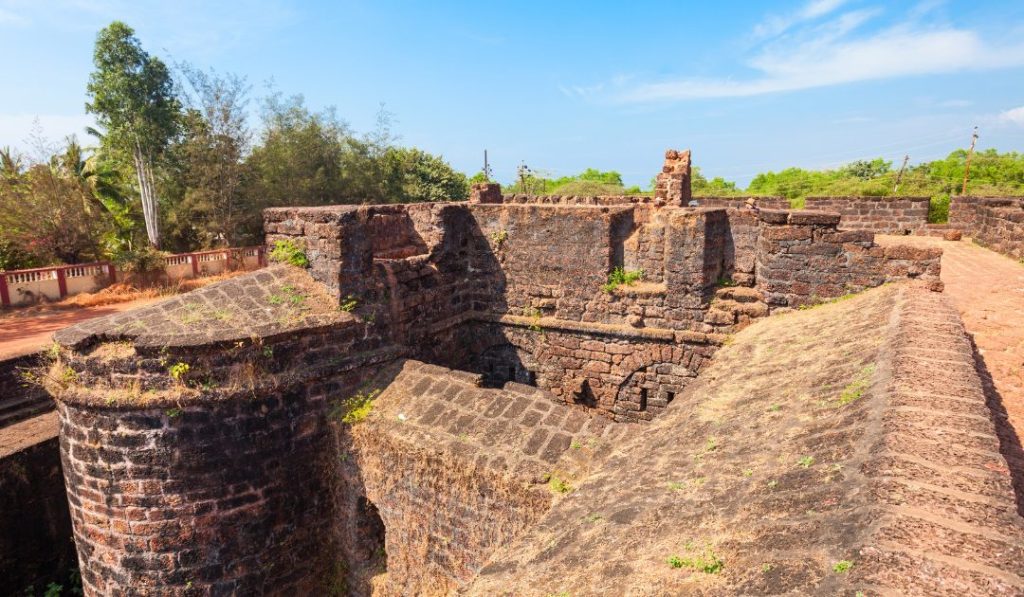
[493, 313, 674, 342]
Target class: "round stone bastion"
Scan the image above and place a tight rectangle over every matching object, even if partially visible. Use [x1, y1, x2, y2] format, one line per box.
[45, 266, 382, 594]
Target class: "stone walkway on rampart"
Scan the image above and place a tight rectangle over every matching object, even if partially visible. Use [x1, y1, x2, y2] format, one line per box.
[879, 235, 1024, 508]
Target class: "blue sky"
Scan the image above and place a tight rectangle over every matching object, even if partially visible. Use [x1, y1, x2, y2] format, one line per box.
[1, 0, 1022, 187]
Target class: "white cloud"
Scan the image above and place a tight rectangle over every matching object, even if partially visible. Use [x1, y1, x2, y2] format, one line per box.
[0, 6, 29, 26]
[613, 13, 1024, 103]
[1001, 106, 1024, 126]
[753, 0, 849, 39]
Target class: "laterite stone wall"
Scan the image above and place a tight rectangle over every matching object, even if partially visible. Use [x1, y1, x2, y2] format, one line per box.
[57, 391, 335, 595]
[951, 197, 1024, 260]
[804, 196, 930, 234]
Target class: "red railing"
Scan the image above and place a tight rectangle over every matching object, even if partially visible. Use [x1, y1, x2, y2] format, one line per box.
[0, 246, 266, 307]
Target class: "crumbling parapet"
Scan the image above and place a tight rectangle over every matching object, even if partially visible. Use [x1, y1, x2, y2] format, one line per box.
[469, 182, 502, 204]
[951, 197, 1024, 260]
[754, 209, 942, 307]
[653, 149, 692, 205]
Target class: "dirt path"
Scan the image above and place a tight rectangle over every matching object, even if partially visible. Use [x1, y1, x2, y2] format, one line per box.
[0, 297, 168, 359]
[879, 235, 1024, 506]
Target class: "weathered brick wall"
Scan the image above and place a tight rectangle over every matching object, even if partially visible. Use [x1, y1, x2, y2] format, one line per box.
[58, 393, 333, 595]
[949, 195, 983, 231]
[755, 210, 942, 307]
[451, 322, 715, 423]
[951, 197, 1024, 260]
[467, 204, 729, 333]
[721, 208, 759, 286]
[340, 360, 631, 595]
[47, 268, 396, 596]
[692, 196, 790, 210]
[654, 149, 692, 205]
[496, 194, 657, 206]
[804, 196, 930, 234]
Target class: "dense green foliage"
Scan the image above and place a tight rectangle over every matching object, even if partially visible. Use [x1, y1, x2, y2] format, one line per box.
[504, 167, 644, 195]
[692, 167, 739, 195]
[0, 21, 469, 267]
[744, 150, 1024, 221]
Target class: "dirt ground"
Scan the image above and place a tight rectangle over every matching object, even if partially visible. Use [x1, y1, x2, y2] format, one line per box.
[0, 297, 168, 359]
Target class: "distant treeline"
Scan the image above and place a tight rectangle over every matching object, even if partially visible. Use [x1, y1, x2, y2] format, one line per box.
[497, 150, 1024, 224]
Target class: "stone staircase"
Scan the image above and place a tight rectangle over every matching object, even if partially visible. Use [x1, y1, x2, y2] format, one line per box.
[0, 393, 54, 428]
[0, 353, 54, 429]
[705, 286, 768, 331]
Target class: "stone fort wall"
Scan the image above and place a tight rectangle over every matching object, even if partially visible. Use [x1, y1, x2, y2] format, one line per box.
[951, 196, 1024, 260]
[43, 149, 946, 596]
[804, 196, 930, 234]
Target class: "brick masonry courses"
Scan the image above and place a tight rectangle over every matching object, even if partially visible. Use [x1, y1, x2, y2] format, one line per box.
[804, 196, 931, 234]
[339, 359, 634, 595]
[37, 150, 951, 594]
[755, 209, 942, 307]
[950, 196, 1024, 260]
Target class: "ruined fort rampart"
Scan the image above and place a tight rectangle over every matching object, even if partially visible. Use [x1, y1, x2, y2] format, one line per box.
[804, 196, 931, 234]
[951, 196, 1024, 260]
[31, 149, 1001, 596]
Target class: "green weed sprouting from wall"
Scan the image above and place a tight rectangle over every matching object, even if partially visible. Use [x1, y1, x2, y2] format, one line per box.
[334, 388, 382, 424]
[168, 362, 190, 383]
[836, 364, 875, 406]
[269, 239, 309, 268]
[339, 295, 359, 312]
[601, 267, 644, 293]
[490, 229, 509, 249]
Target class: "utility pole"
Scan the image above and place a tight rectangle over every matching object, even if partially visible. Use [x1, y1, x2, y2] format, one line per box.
[961, 126, 979, 195]
[483, 150, 492, 182]
[893, 154, 909, 193]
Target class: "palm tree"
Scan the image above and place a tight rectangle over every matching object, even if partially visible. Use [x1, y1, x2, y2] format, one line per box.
[0, 147, 22, 180]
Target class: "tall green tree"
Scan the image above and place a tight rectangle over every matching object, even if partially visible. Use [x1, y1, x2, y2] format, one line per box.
[246, 93, 347, 207]
[164, 66, 255, 249]
[86, 21, 180, 248]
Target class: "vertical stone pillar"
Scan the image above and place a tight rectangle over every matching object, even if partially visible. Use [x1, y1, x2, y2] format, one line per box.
[469, 183, 502, 204]
[654, 149, 692, 206]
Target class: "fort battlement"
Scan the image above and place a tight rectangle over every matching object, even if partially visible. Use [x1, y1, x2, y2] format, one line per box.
[32, 150, 1024, 597]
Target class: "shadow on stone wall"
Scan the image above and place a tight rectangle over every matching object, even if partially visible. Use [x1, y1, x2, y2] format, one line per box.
[973, 334, 1024, 516]
[0, 435, 77, 594]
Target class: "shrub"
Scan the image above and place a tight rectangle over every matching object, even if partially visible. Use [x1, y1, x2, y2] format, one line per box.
[113, 246, 169, 286]
[339, 295, 358, 312]
[928, 194, 950, 224]
[269, 239, 309, 268]
[544, 473, 574, 494]
[667, 547, 724, 574]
